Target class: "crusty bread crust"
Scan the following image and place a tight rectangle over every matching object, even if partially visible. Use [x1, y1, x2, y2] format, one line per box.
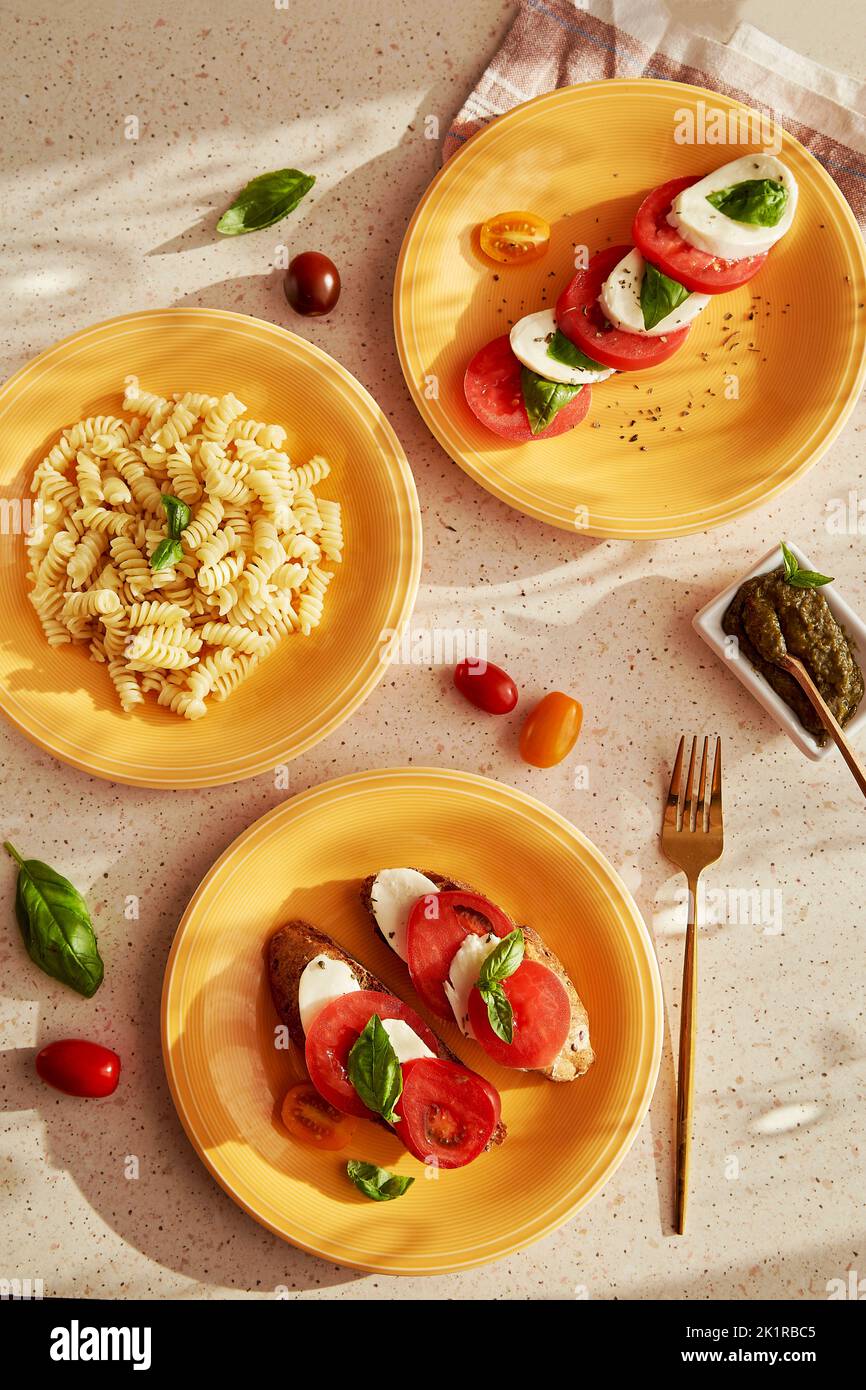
[266, 919, 506, 1146]
[359, 871, 595, 1083]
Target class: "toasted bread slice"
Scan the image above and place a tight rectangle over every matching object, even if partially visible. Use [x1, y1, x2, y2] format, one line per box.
[267, 919, 506, 1146]
[360, 871, 595, 1082]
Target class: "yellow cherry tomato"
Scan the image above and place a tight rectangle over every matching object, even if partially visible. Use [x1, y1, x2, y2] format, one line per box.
[519, 691, 583, 767]
[479, 210, 550, 266]
[280, 1082, 357, 1151]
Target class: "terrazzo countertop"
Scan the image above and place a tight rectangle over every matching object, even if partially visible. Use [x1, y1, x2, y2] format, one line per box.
[1, 0, 865, 1301]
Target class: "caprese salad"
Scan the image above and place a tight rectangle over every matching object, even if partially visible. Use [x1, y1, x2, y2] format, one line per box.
[362, 869, 594, 1083]
[268, 919, 505, 1172]
[465, 154, 798, 441]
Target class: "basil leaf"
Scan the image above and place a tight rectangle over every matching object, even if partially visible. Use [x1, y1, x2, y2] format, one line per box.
[478, 928, 524, 990]
[640, 261, 690, 331]
[347, 1014, 403, 1124]
[546, 330, 606, 374]
[780, 540, 799, 581]
[161, 494, 190, 540]
[479, 984, 514, 1044]
[4, 842, 103, 997]
[787, 569, 834, 589]
[520, 367, 582, 436]
[706, 178, 788, 227]
[217, 168, 316, 236]
[151, 538, 183, 572]
[346, 1160, 414, 1203]
[779, 540, 833, 588]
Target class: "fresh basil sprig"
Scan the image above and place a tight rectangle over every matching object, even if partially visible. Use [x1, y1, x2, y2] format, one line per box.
[4, 842, 104, 997]
[347, 1014, 403, 1123]
[546, 330, 606, 374]
[151, 494, 190, 572]
[475, 928, 524, 1043]
[780, 540, 833, 589]
[217, 168, 316, 235]
[707, 178, 788, 227]
[346, 1159, 414, 1203]
[520, 367, 582, 436]
[640, 261, 690, 331]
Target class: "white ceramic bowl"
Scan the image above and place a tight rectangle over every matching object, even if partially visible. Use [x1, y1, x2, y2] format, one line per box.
[693, 543, 866, 761]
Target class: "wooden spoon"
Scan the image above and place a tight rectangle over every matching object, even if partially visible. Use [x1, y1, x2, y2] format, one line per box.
[777, 653, 866, 798]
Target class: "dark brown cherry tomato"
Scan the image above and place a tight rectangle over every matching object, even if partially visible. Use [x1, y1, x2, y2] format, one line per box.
[284, 251, 341, 317]
[454, 659, 518, 714]
[36, 1039, 121, 1097]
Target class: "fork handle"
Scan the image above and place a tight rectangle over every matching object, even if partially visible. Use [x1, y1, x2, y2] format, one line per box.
[675, 873, 699, 1235]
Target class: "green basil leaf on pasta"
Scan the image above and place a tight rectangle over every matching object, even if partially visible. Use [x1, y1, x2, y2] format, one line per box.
[151, 537, 184, 572]
[161, 494, 190, 539]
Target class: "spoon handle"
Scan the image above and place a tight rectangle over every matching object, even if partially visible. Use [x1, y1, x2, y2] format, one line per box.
[781, 655, 866, 799]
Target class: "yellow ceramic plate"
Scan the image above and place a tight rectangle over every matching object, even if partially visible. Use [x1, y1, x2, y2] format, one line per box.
[394, 79, 866, 536]
[0, 309, 421, 786]
[162, 767, 662, 1275]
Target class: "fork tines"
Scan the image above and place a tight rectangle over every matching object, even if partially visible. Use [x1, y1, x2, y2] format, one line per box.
[666, 735, 722, 834]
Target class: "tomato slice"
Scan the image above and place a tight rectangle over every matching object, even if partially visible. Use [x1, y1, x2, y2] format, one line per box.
[556, 245, 691, 370]
[280, 1081, 357, 1150]
[305, 990, 442, 1118]
[519, 690, 582, 767]
[407, 889, 515, 1019]
[479, 210, 550, 266]
[468, 960, 571, 1069]
[632, 177, 768, 293]
[464, 334, 591, 442]
[392, 1057, 501, 1168]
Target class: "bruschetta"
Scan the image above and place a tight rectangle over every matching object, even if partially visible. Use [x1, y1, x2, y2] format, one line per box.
[268, 919, 505, 1168]
[360, 870, 594, 1083]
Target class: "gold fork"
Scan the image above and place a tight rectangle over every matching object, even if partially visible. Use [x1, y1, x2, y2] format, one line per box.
[660, 735, 724, 1235]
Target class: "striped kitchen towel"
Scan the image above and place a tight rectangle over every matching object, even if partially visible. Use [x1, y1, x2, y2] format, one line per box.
[443, 0, 866, 228]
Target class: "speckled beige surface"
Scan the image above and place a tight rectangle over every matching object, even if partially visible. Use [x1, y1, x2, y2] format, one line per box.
[1, 0, 865, 1301]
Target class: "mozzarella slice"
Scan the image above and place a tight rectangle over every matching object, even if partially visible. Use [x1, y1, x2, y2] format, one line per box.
[380, 1017, 436, 1064]
[369, 868, 440, 961]
[667, 154, 797, 260]
[599, 248, 710, 337]
[298, 954, 360, 1033]
[443, 932, 500, 1039]
[509, 309, 615, 384]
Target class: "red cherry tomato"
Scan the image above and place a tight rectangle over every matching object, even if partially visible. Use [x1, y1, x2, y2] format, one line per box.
[454, 659, 518, 714]
[392, 1057, 501, 1168]
[304, 990, 442, 1117]
[463, 334, 592, 442]
[519, 691, 583, 767]
[280, 1082, 357, 1150]
[35, 1039, 120, 1097]
[632, 177, 768, 294]
[555, 245, 691, 371]
[468, 960, 571, 1069]
[406, 890, 515, 1019]
[284, 251, 341, 316]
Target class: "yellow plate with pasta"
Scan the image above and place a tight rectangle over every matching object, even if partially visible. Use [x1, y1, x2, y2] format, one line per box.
[162, 767, 663, 1274]
[0, 309, 421, 787]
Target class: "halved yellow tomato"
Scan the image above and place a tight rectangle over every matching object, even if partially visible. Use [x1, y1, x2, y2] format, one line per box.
[280, 1081, 357, 1150]
[479, 210, 550, 265]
